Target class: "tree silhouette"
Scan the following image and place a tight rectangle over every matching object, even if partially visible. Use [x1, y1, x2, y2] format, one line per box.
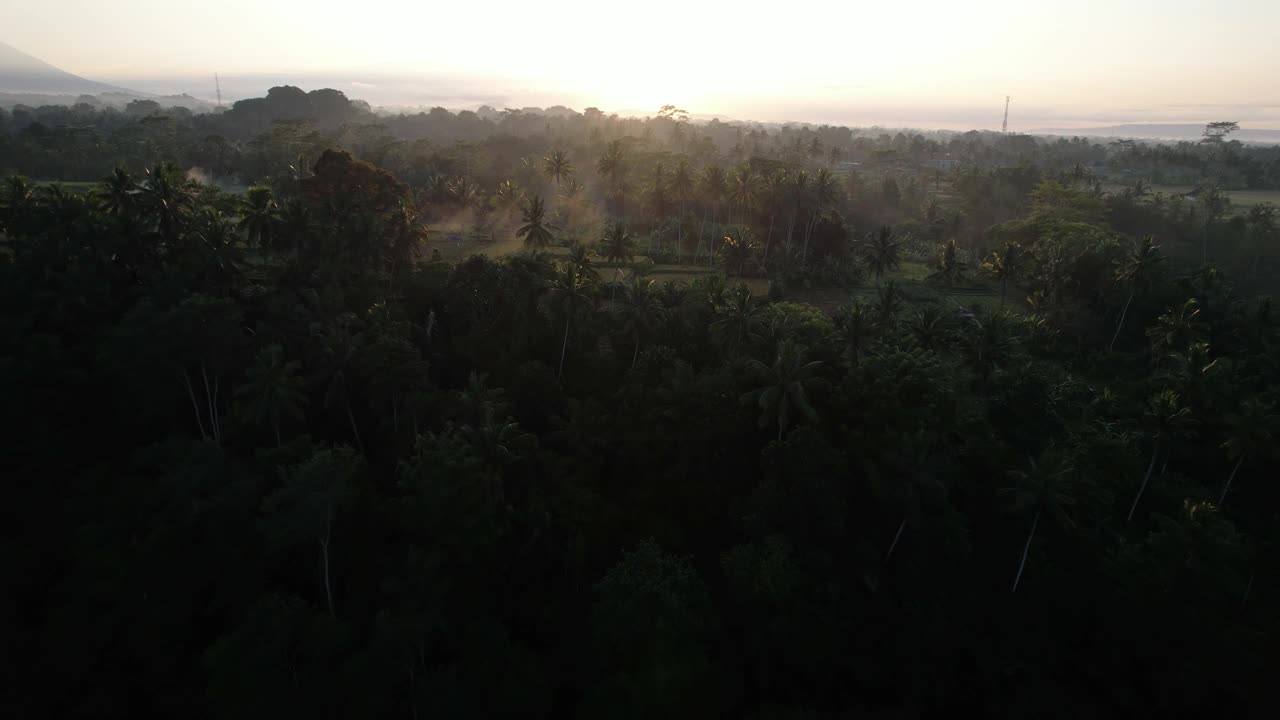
[235, 344, 307, 447]
[546, 263, 592, 379]
[740, 341, 827, 440]
[518, 195, 556, 252]
[1004, 447, 1076, 592]
[863, 226, 901, 288]
[615, 276, 666, 367]
[1109, 235, 1162, 350]
[543, 148, 574, 187]
[983, 241, 1022, 309]
[1128, 389, 1197, 522]
[1217, 399, 1277, 505]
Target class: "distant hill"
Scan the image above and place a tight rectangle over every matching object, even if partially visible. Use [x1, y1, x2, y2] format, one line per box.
[0, 40, 137, 95]
[1031, 123, 1280, 144]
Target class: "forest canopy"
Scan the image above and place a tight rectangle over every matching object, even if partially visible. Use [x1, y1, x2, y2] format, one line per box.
[3, 86, 1279, 718]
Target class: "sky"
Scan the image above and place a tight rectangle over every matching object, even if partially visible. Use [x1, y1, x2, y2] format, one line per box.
[6, 0, 1280, 129]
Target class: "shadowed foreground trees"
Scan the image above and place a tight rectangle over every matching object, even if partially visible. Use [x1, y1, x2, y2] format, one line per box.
[3, 137, 1280, 720]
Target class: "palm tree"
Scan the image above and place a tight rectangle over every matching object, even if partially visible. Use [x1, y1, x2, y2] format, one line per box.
[963, 311, 1018, 386]
[863, 226, 901, 287]
[729, 165, 760, 227]
[1147, 299, 1204, 355]
[1127, 389, 1197, 522]
[95, 167, 136, 221]
[873, 280, 904, 327]
[1004, 447, 1076, 593]
[597, 139, 627, 215]
[669, 160, 694, 262]
[927, 238, 967, 289]
[906, 305, 953, 351]
[835, 298, 876, 365]
[237, 185, 279, 251]
[761, 170, 786, 260]
[698, 165, 728, 264]
[615, 276, 667, 366]
[493, 179, 525, 210]
[721, 228, 757, 277]
[543, 148, 574, 187]
[1217, 399, 1277, 505]
[712, 285, 765, 353]
[1109, 235, 1162, 350]
[518, 195, 556, 252]
[740, 341, 828, 440]
[803, 168, 839, 266]
[786, 170, 810, 254]
[983, 241, 1022, 309]
[235, 344, 307, 447]
[546, 263, 591, 380]
[600, 221, 636, 294]
[137, 162, 191, 242]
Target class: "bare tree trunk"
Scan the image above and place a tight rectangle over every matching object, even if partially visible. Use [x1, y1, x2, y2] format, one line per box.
[1219, 455, 1245, 505]
[764, 214, 774, 261]
[885, 516, 906, 563]
[201, 363, 220, 445]
[346, 403, 365, 455]
[320, 511, 335, 616]
[1109, 291, 1134, 351]
[1012, 509, 1040, 593]
[181, 369, 208, 440]
[632, 336, 641, 368]
[558, 316, 571, 380]
[1128, 442, 1160, 522]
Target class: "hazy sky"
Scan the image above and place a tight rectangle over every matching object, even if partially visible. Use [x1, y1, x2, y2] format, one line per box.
[7, 0, 1280, 128]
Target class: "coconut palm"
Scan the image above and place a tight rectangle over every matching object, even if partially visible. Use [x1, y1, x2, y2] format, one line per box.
[729, 165, 760, 227]
[615, 276, 666, 367]
[1109, 235, 1162, 350]
[712, 285, 766, 353]
[740, 340, 828, 440]
[835, 298, 876, 365]
[137, 161, 191, 242]
[1127, 389, 1197, 522]
[1147, 298, 1205, 355]
[493, 179, 525, 210]
[906, 305, 953, 351]
[237, 185, 279, 251]
[235, 344, 307, 447]
[863, 226, 901, 287]
[597, 139, 627, 214]
[803, 168, 839, 266]
[599, 221, 636, 292]
[95, 167, 136, 221]
[1004, 447, 1076, 593]
[1217, 399, 1277, 505]
[785, 170, 810, 253]
[698, 165, 728, 264]
[545, 263, 592, 380]
[518, 195, 556, 252]
[983, 241, 1022, 309]
[669, 160, 694, 262]
[543, 148, 574, 187]
[761, 169, 786, 259]
[721, 228, 757, 277]
[927, 238, 967, 289]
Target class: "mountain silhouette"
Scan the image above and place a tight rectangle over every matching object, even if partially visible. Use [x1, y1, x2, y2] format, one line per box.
[0, 40, 137, 95]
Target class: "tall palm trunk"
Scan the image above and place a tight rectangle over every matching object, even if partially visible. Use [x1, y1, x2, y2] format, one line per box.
[181, 369, 208, 440]
[1127, 440, 1160, 522]
[764, 214, 774, 261]
[320, 509, 335, 616]
[885, 516, 906, 563]
[1219, 455, 1245, 505]
[1109, 290, 1134, 351]
[558, 315, 571, 380]
[632, 335, 641, 367]
[1012, 508, 1040, 593]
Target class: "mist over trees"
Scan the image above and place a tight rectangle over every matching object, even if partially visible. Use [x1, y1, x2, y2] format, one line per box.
[3, 85, 1280, 718]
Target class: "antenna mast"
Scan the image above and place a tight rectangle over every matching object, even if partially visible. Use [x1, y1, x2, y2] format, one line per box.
[1002, 95, 1010, 134]
[215, 73, 223, 109]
